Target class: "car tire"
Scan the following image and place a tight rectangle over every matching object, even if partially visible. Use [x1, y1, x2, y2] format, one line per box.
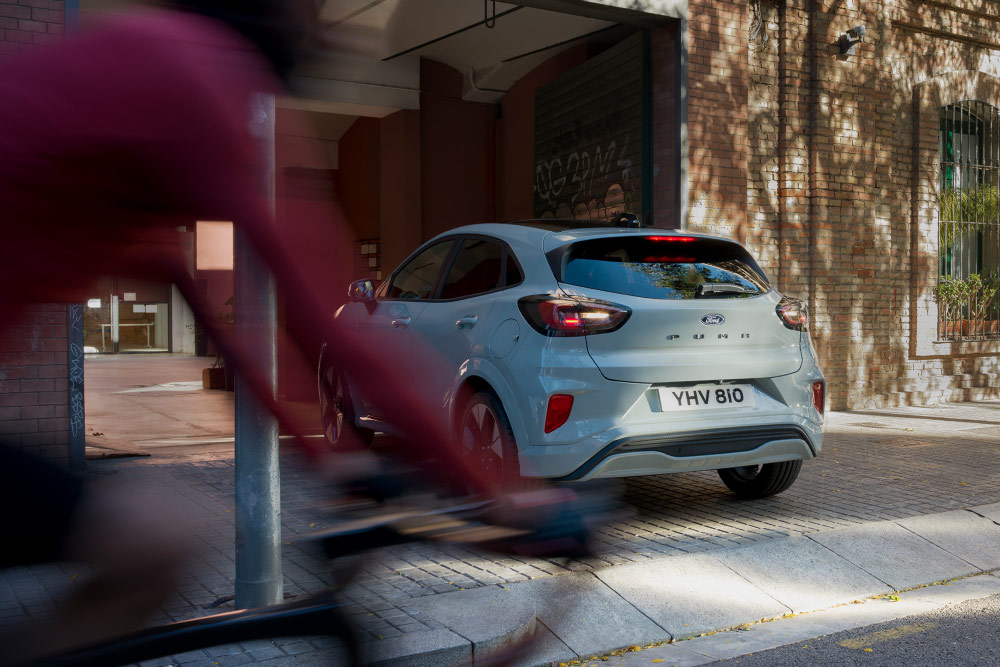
[717, 460, 801, 499]
[459, 389, 521, 488]
[318, 351, 374, 449]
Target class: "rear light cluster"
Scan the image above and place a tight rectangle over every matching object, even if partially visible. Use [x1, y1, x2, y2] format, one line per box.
[518, 295, 631, 337]
[776, 296, 809, 331]
[811, 380, 825, 416]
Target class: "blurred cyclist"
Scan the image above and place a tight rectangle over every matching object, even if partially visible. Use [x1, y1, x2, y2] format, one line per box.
[0, 1, 317, 661]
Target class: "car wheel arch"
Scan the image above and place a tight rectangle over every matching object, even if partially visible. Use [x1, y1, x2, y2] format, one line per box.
[450, 362, 530, 457]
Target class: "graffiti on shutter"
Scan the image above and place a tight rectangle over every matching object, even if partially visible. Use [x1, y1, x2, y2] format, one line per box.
[534, 33, 644, 221]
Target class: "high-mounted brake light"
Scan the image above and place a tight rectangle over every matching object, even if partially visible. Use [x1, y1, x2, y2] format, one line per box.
[545, 394, 574, 433]
[518, 295, 631, 337]
[776, 296, 809, 331]
[642, 256, 697, 263]
[647, 236, 697, 242]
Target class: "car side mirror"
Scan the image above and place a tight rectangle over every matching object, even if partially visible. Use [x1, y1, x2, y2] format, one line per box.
[348, 279, 375, 303]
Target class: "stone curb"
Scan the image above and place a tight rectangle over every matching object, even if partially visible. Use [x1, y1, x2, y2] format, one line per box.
[365, 502, 1000, 667]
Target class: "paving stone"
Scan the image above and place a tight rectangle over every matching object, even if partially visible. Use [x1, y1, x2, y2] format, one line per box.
[714, 536, 891, 612]
[596, 552, 789, 640]
[515, 572, 666, 656]
[896, 509, 1000, 570]
[810, 520, 978, 590]
[245, 647, 284, 661]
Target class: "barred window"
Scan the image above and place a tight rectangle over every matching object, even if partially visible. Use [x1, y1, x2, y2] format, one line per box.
[938, 101, 1000, 341]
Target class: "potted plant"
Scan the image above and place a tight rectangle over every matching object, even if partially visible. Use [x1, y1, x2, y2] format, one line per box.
[202, 296, 235, 390]
[966, 272, 1000, 336]
[936, 276, 968, 339]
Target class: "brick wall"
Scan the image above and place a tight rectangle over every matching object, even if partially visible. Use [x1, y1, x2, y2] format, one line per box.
[717, 0, 1000, 409]
[0, 304, 72, 464]
[686, 0, 750, 241]
[0, 0, 64, 58]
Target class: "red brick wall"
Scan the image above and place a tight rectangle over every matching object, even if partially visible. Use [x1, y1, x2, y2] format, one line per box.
[0, 0, 64, 58]
[732, 0, 1000, 409]
[0, 304, 71, 463]
[686, 0, 749, 242]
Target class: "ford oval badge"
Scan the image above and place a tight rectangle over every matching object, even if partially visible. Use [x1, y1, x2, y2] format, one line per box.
[700, 313, 725, 326]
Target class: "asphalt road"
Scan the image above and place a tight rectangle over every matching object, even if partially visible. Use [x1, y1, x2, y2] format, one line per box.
[712, 593, 1000, 666]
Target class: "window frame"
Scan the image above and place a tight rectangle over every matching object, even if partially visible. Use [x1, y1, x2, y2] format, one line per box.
[376, 234, 525, 303]
[376, 238, 459, 302]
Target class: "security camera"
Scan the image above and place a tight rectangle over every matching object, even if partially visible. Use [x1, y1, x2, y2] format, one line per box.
[839, 25, 866, 55]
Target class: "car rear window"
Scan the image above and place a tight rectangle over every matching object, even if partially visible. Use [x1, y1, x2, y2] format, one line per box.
[547, 235, 770, 299]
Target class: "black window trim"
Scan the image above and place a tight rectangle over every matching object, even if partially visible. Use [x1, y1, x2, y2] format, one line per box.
[378, 234, 525, 303]
[377, 238, 460, 302]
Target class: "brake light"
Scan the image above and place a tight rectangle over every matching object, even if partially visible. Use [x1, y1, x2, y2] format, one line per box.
[544, 394, 574, 433]
[811, 380, 825, 416]
[518, 296, 631, 337]
[776, 296, 808, 331]
[647, 236, 697, 242]
[642, 256, 697, 263]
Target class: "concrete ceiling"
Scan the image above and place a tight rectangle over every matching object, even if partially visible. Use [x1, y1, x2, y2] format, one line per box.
[318, 0, 628, 102]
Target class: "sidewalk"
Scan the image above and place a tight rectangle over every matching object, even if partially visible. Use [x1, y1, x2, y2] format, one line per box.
[1, 355, 998, 666]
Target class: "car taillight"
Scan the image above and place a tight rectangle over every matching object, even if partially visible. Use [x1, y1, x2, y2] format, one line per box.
[776, 296, 808, 331]
[544, 394, 574, 433]
[811, 380, 825, 416]
[518, 295, 631, 337]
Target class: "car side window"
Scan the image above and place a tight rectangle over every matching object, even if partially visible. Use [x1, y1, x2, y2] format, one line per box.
[504, 251, 524, 287]
[440, 239, 504, 300]
[384, 241, 455, 300]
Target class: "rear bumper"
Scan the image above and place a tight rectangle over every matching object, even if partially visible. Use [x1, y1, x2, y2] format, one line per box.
[551, 425, 816, 481]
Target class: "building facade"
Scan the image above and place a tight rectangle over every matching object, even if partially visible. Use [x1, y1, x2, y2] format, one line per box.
[2, 0, 998, 461]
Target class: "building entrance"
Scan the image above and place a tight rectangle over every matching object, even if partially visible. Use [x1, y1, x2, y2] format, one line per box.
[83, 278, 172, 354]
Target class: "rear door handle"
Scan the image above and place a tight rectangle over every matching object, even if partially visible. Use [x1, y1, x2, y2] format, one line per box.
[391, 317, 412, 329]
[456, 316, 478, 329]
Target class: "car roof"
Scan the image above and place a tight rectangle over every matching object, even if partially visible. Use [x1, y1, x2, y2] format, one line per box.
[430, 220, 729, 245]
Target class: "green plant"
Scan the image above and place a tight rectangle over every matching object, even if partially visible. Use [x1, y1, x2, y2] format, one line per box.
[937, 273, 1000, 338]
[936, 275, 971, 326]
[939, 185, 1000, 247]
[968, 272, 1000, 323]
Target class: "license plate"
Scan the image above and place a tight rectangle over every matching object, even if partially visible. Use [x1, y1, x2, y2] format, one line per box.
[658, 385, 756, 412]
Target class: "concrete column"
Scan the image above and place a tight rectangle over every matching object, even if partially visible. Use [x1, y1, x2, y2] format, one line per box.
[234, 92, 282, 609]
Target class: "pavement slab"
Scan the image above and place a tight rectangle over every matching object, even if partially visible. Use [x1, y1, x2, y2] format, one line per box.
[612, 574, 1000, 667]
[968, 502, 1000, 524]
[896, 509, 1000, 571]
[364, 628, 470, 667]
[712, 536, 891, 613]
[410, 585, 536, 662]
[594, 552, 789, 640]
[509, 572, 666, 658]
[504, 623, 576, 667]
[808, 520, 979, 591]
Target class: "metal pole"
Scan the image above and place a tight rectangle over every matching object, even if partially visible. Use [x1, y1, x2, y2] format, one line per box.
[234, 92, 282, 609]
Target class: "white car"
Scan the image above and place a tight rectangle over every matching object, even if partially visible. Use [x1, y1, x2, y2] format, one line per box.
[319, 220, 825, 498]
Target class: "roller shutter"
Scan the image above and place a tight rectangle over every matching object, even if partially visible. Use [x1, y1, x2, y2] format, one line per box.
[534, 32, 645, 221]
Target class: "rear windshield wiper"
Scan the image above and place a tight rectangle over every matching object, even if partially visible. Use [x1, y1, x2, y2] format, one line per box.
[696, 283, 748, 297]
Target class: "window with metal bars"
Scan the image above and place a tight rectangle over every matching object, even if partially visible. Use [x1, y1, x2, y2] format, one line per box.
[938, 100, 1000, 341]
